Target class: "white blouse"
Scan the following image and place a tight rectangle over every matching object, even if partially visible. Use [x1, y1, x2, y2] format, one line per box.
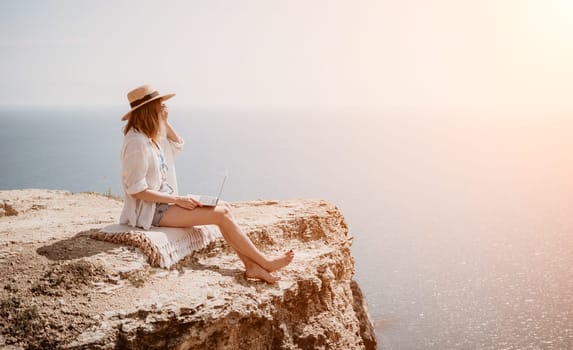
[119, 128, 184, 229]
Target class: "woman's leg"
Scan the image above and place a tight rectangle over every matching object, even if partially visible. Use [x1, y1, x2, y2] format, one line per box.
[217, 202, 292, 272]
[159, 203, 294, 274]
[236, 251, 280, 283]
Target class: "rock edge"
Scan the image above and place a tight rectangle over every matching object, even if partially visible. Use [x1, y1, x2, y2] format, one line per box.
[0, 189, 377, 349]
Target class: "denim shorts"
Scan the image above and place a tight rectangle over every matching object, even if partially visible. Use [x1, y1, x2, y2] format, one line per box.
[152, 203, 171, 226]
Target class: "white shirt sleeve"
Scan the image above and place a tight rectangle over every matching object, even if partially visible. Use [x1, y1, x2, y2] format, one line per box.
[122, 140, 150, 195]
[168, 137, 184, 155]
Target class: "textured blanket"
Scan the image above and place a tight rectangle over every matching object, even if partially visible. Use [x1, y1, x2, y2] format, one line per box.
[90, 224, 222, 268]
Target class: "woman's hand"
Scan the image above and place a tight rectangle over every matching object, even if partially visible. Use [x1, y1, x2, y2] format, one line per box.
[160, 103, 169, 121]
[174, 196, 202, 210]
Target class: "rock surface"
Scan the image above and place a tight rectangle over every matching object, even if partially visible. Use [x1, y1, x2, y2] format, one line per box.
[0, 189, 376, 349]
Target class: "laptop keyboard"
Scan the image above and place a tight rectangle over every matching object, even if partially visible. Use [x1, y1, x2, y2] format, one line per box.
[200, 195, 217, 206]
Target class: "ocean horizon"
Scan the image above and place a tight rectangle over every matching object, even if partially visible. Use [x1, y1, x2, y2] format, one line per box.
[1, 106, 572, 349]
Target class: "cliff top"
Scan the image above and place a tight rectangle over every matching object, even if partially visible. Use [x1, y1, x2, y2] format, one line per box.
[0, 189, 375, 349]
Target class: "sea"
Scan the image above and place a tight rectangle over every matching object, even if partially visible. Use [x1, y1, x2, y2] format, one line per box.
[1, 106, 572, 349]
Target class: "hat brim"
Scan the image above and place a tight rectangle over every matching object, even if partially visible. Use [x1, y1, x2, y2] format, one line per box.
[121, 93, 175, 121]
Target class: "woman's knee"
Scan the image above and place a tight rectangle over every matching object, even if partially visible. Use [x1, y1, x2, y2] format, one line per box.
[213, 204, 233, 223]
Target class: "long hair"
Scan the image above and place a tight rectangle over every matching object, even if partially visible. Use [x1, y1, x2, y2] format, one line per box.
[123, 100, 163, 142]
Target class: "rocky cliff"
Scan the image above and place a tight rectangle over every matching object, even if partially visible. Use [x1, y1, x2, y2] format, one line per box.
[0, 189, 377, 349]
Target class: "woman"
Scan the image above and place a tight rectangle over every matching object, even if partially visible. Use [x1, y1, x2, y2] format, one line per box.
[119, 84, 294, 283]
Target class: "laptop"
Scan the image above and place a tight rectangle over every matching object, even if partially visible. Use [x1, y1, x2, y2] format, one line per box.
[196, 175, 227, 207]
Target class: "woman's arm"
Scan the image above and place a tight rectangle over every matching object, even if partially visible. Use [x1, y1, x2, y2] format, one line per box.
[132, 189, 201, 210]
[160, 105, 182, 143]
[164, 121, 182, 143]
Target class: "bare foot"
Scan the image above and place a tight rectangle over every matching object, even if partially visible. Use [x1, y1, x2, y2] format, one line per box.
[245, 263, 279, 284]
[265, 250, 294, 272]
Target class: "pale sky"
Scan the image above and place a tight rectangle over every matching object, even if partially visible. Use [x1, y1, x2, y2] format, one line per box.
[1, 0, 572, 114]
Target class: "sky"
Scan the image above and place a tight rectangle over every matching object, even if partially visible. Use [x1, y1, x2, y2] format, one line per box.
[1, 0, 572, 115]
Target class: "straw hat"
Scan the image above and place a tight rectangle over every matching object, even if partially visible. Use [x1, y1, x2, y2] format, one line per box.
[122, 84, 175, 121]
